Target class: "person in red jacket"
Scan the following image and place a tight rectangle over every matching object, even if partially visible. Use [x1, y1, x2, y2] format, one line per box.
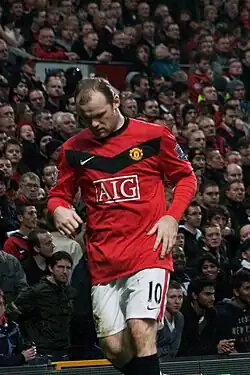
[48, 78, 197, 375]
[188, 52, 211, 103]
[32, 27, 79, 61]
[3, 204, 37, 260]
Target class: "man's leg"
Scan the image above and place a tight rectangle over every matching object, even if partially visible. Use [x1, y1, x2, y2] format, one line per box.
[91, 281, 134, 369]
[122, 268, 170, 375]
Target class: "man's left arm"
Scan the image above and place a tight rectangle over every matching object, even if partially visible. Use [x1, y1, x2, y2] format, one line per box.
[159, 126, 197, 222]
[148, 127, 197, 258]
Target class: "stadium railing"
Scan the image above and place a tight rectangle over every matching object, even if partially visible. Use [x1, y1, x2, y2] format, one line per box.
[34, 59, 191, 91]
[1, 354, 250, 375]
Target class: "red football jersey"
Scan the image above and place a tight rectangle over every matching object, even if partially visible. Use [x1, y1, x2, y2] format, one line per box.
[48, 118, 195, 284]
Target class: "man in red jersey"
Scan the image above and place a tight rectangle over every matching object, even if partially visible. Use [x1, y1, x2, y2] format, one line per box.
[48, 78, 197, 375]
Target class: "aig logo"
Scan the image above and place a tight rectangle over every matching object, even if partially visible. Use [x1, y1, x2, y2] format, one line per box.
[93, 175, 140, 204]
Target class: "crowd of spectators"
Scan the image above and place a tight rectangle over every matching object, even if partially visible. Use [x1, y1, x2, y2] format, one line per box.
[1, 0, 250, 367]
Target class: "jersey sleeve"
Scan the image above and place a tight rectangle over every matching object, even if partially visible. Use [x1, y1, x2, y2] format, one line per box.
[47, 146, 79, 214]
[159, 126, 197, 222]
[159, 126, 193, 183]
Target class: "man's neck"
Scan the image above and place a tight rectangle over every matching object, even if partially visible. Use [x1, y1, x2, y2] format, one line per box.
[48, 97, 60, 107]
[195, 68, 204, 76]
[165, 309, 173, 322]
[19, 226, 30, 236]
[231, 297, 248, 310]
[184, 223, 197, 235]
[114, 112, 125, 132]
[192, 301, 205, 317]
[33, 253, 47, 270]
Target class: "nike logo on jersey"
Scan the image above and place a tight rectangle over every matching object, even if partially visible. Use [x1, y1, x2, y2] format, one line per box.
[147, 306, 158, 311]
[80, 156, 95, 166]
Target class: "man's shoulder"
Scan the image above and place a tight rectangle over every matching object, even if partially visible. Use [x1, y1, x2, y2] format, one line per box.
[62, 128, 93, 151]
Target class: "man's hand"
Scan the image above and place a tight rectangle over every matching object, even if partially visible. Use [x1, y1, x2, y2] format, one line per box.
[53, 207, 83, 236]
[22, 346, 36, 361]
[65, 52, 79, 60]
[217, 339, 235, 354]
[148, 215, 178, 259]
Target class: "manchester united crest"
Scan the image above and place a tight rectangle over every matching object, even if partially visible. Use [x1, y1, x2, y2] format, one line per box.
[129, 147, 143, 161]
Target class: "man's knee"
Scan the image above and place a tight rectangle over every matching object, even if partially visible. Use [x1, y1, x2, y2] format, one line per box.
[127, 318, 157, 357]
[99, 330, 133, 367]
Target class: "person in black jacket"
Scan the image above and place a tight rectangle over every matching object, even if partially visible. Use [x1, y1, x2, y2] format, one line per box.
[15, 251, 76, 361]
[178, 277, 235, 357]
[0, 289, 36, 366]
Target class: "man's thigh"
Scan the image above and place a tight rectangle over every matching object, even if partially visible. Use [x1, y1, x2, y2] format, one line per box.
[91, 281, 126, 338]
[125, 268, 170, 324]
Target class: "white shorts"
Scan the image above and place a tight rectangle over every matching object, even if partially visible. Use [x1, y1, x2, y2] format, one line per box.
[91, 268, 170, 338]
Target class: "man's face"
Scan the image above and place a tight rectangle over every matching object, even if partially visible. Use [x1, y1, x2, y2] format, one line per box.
[227, 152, 242, 166]
[239, 145, 250, 166]
[0, 181, 6, 197]
[84, 33, 99, 50]
[210, 214, 227, 231]
[203, 87, 217, 103]
[152, 77, 165, 93]
[46, 78, 63, 98]
[224, 109, 237, 127]
[166, 288, 183, 314]
[189, 130, 206, 149]
[67, 97, 76, 115]
[43, 165, 57, 188]
[121, 98, 138, 117]
[40, 135, 52, 153]
[205, 225, 222, 248]
[51, 259, 72, 284]
[234, 282, 250, 305]
[0, 158, 12, 179]
[60, 115, 76, 136]
[167, 24, 180, 40]
[182, 122, 199, 139]
[192, 152, 206, 172]
[38, 28, 55, 47]
[185, 109, 197, 123]
[20, 206, 37, 229]
[202, 260, 219, 280]
[173, 247, 186, 270]
[196, 286, 215, 308]
[198, 59, 210, 74]
[202, 186, 220, 207]
[142, 22, 155, 37]
[0, 105, 15, 134]
[229, 61, 242, 76]
[5, 143, 22, 165]
[143, 100, 159, 119]
[225, 164, 243, 182]
[29, 90, 45, 110]
[11, 2, 23, 17]
[185, 205, 202, 228]
[240, 225, 250, 242]
[20, 177, 40, 201]
[199, 118, 216, 139]
[138, 2, 150, 19]
[217, 37, 230, 53]
[0, 132, 7, 153]
[0, 41, 8, 61]
[79, 91, 120, 139]
[37, 111, 54, 133]
[37, 232, 55, 258]
[135, 78, 149, 97]
[207, 150, 224, 169]
[226, 182, 245, 202]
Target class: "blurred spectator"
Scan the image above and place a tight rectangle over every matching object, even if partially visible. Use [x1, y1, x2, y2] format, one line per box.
[0, 251, 27, 305]
[216, 269, 250, 353]
[157, 281, 184, 361]
[15, 251, 76, 361]
[21, 228, 55, 286]
[3, 203, 37, 260]
[179, 277, 234, 356]
[0, 289, 36, 366]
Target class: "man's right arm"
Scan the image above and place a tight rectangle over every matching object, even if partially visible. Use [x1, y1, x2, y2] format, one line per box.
[48, 146, 78, 214]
